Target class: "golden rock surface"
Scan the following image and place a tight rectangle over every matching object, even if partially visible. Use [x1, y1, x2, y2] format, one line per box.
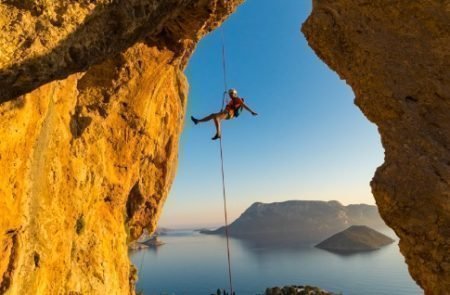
[0, 0, 242, 294]
[303, 1, 450, 294]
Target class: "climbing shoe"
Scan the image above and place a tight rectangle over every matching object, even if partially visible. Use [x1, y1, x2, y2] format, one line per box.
[191, 116, 199, 125]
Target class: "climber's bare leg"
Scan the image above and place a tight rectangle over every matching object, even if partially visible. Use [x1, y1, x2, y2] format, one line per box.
[191, 111, 228, 140]
[197, 113, 216, 122]
[212, 117, 221, 139]
[212, 111, 228, 140]
[211, 112, 227, 140]
[191, 113, 214, 124]
[194, 111, 225, 122]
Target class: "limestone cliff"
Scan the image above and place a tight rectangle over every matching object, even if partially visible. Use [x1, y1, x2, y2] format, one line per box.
[1, 0, 448, 294]
[303, 1, 449, 294]
[0, 1, 242, 294]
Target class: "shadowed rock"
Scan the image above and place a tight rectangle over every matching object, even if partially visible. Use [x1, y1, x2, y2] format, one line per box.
[303, 1, 450, 292]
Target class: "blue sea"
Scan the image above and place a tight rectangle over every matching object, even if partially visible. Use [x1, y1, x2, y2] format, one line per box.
[129, 230, 422, 295]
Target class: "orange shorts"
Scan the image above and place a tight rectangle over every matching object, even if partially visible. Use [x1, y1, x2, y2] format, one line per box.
[225, 109, 235, 120]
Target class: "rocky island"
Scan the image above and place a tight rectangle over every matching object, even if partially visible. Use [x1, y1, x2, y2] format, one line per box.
[264, 285, 334, 295]
[316, 225, 394, 253]
[201, 200, 388, 243]
[213, 285, 334, 295]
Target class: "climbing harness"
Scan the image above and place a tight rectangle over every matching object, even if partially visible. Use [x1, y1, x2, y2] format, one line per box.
[219, 27, 234, 295]
[225, 98, 245, 119]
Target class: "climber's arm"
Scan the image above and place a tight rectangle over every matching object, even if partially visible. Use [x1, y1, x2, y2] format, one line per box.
[243, 102, 257, 116]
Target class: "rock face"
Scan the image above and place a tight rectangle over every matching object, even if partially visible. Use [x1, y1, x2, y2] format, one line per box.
[0, 1, 242, 294]
[1, 1, 448, 294]
[316, 225, 394, 252]
[202, 201, 388, 242]
[302, 1, 449, 293]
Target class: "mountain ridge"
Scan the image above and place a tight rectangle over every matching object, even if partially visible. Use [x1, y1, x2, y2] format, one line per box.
[201, 200, 388, 242]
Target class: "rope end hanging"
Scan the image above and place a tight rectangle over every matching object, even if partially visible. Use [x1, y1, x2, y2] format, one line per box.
[219, 137, 234, 295]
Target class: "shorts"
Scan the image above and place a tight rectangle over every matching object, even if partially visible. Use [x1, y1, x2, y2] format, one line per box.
[225, 109, 235, 120]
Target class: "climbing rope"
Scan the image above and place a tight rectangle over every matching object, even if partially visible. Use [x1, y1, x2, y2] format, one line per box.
[219, 27, 234, 295]
[220, 28, 229, 111]
[219, 138, 233, 295]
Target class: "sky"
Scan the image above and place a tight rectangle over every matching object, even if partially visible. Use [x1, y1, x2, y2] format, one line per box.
[159, 0, 384, 229]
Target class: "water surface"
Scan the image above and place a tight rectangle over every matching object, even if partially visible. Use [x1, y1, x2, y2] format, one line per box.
[129, 230, 422, 295]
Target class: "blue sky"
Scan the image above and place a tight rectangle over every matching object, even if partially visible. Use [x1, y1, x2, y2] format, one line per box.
[159, 0, 384, 228]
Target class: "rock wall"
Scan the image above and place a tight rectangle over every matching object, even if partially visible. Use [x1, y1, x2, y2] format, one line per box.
[2, 0, 447, 294]
[303, 1, 449, 294]
[0, 1, 242, 294]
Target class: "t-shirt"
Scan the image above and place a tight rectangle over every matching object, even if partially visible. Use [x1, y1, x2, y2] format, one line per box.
[225, 97, 244, 112]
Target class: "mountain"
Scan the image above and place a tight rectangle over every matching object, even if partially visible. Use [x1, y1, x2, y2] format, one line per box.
[201, 200, 388, 242]
[315, 225, 395, 252]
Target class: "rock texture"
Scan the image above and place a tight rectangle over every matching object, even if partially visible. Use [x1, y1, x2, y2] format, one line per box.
[0, 1, 242, 294]
[303, 1, 449, 294]
[316, 225, 394, 252]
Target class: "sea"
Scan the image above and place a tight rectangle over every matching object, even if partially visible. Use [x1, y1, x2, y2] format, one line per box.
[129, 230, 422, 295]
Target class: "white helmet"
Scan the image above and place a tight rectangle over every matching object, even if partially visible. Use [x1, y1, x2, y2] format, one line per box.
[228, 88, 238, 96]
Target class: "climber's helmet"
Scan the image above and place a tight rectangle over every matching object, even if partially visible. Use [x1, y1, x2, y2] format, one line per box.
[228, 88, 238, 97]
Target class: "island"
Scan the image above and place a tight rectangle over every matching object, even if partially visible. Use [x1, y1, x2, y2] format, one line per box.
[201, 200, 389, 243]
[315, 225, 395, 253]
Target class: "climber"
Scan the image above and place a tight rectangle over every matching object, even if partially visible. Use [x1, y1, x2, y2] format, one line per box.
[191, 88, 258, 140]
